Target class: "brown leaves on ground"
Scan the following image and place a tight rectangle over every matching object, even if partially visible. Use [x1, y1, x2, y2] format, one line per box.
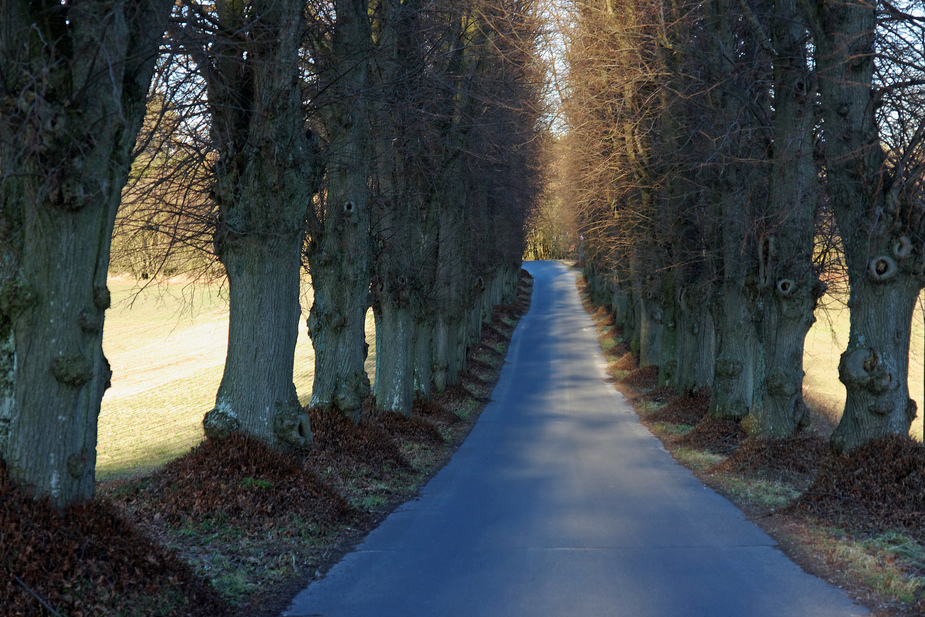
[371, 409, 445, 446]
[633, 385, 678, 404]
[434, 383, 477, 408]
[676, 417, 746, 453]
[645, 391, 710, 425]
[122, 433, 356, 530]
[620, 365, 659, 389]
[0, 463, 229, 617]
[604, 337, 630, 360]
[306, 404, 408, 472]
[791, 435, 925, 541]
[481, 324, 508, 348]
[593, 306, 616, 327]
[611, 351, 638, 372]
[414, 398, 462, 426]
[712, 435, 828, 482]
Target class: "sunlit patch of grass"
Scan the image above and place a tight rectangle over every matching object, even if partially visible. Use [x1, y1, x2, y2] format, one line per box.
[712, 476, 801, 510]
[97, 282, 377, 478]
[805, 526, 925, 604]
[673, 447, 726, 471]
[635, 400, 666, 416]
[651, 422, 694, 436]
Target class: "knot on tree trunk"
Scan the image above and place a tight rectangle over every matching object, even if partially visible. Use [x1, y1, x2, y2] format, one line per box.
[78, 308, 102, 333]
[52, 353, 92, 387]
[203, 403, 241, 440]
[776, 278, 796, 298]
[839, 347, 897, 394]
[93, 285, 111, 311]
[650, 306, 663, 324]
[67, 449, 88, 478]
[767, 369, 797, 396]
[335, 370, 371, 414]
[715, 357, 742, 378]
[0, 278, 38, 318]
[892, 235, 912, 259]
[867, 256, 898, 282]
[273, 401, 313, 451]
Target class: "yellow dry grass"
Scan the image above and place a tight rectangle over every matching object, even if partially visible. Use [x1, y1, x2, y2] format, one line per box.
[96, 279, 376, 479]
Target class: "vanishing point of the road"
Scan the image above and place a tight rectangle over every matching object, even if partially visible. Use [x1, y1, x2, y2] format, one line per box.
[282, 260, 868, 617]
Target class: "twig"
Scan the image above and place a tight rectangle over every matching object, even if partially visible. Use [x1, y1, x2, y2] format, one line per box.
[8, 571, 66, 617]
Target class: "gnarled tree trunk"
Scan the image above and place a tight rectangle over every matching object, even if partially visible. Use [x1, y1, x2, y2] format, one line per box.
[197, 0, 318, 451]
[307, 0, 374, 420]
[0, 0, 170, 506]
[801, 0, 923, 451]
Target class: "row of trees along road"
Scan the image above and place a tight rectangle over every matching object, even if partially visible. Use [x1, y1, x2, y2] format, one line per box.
[565, 0, 925, 451]
[0, 0, 545, 507]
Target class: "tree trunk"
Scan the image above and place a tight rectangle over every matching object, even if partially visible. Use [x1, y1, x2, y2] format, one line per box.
[639, 290, 663, 369]
[0, 0, 170, 506]
[197, 0, 319, 450]
[306, 0, 373, 420]
[205, 236, 310, 449]
[801, 0, 922, 450]
[744, 0, 817, 438]
[373, 298, 417, 416]
[657, 275, 678, 387]
[710, 285, 759, 419]
[675, 285, 715, 394]
[414, 318, 434, 400]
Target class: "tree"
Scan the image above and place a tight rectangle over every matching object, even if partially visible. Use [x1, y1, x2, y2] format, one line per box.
[799, 0, 925, 451]
[0, 0, 171, 506]
[305, 0, 376, 420]
[176, 0, 323, 450]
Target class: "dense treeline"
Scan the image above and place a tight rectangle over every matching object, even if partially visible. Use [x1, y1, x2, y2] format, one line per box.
[564, 0, 925, 451]
[0, 0, 544, 506]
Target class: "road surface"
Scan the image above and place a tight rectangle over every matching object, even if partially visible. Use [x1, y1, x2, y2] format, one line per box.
[282, 260, 867, 617]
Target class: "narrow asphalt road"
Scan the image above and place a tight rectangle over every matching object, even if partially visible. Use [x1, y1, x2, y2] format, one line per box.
[282, 260, 867, 617]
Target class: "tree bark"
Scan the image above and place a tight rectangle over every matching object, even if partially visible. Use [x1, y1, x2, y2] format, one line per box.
[744, 0, 818, 438]
[801, 0, 922, 450]
[373, 295, 417, 416]
[207, 236, 310, 448]
[710, 285, 760, 420]
[197, 0, 319, 450]
[307, 0, 374, 419]
[0, 0, 170, 506]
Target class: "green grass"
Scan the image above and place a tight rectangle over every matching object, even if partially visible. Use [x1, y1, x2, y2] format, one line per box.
[651, 422, 694, 436]
[713, 476, 802, 510]
[809, 527, 925, 604]
[672, 447, 726, 471]
[96, 279, 377, 479]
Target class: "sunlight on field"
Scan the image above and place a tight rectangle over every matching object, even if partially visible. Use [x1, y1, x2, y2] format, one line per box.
[96, 279, 376, 479]
[804, 298, 925, 442]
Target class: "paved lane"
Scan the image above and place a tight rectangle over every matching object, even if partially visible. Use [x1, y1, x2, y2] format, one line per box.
[282, 260, 867, 617]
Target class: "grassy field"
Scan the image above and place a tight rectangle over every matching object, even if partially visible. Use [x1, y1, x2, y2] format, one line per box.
[96, 279, 376, 478]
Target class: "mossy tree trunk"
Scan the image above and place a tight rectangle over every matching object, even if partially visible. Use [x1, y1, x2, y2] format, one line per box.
[0, 0, 170, 506]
